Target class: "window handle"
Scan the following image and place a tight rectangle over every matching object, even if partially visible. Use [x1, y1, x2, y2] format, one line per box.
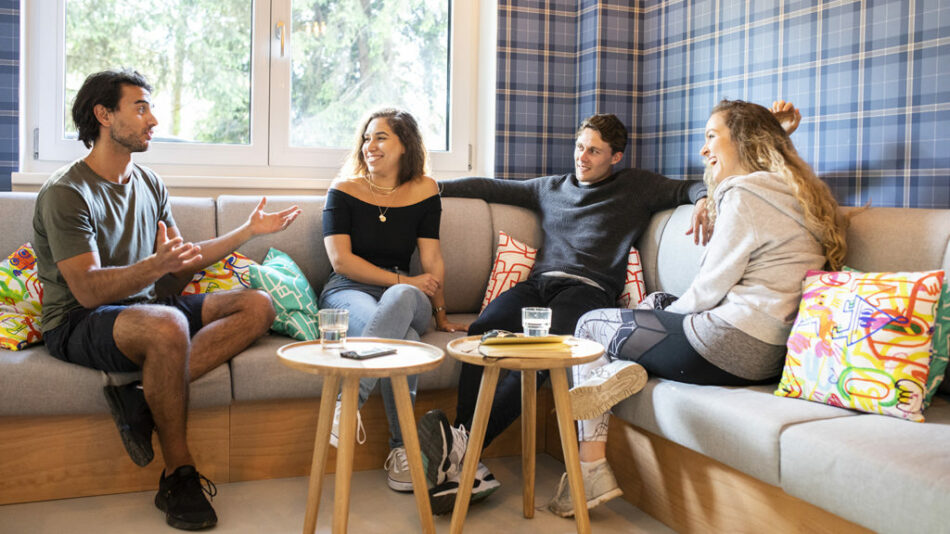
[275, 21, 286, 57]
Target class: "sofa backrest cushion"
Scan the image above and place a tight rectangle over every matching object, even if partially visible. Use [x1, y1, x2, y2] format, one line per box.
[0, 192, 40, 257]
[843, 207, 950, 274]
[434, 198, 495, 312]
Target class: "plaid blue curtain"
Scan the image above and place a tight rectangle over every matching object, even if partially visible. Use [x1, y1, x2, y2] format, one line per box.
[0, 0, 18, 192]
[495, 0, 950, 209]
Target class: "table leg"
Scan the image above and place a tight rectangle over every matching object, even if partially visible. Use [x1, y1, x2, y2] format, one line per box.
[550, 368, 591, 534]
[521, 370, 537, 518]
[332, 378, 360, 534]
[303, 375, 340, 534]
[449, 365, 501, 534]
[391, 374, 436, 534]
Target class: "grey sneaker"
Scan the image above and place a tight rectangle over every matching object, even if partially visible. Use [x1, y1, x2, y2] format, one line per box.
[384, 447, 413, 492]
[547, 460, 623, 518]
[418, 409, 468, 487]
[570, 360, 647, 420]
[329, 400, 366, 448]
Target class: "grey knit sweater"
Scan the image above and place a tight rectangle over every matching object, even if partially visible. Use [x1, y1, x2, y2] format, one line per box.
[440, 169, 706, 300]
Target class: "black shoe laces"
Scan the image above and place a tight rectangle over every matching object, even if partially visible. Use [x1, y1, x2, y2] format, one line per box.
[197, 473, 218, 501]
[169, 469, 218, 502]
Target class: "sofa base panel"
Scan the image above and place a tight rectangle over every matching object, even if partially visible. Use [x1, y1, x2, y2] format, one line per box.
[0, 406, 229, 505]
[544, 412, 872, 533]
[0, 388, 544, 505]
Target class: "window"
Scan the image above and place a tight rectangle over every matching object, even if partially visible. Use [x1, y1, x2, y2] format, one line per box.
[25, 0, 474, 179]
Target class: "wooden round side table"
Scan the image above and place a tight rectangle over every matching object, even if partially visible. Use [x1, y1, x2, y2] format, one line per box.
[278, 337, 444, 534]
[444, 336, 605, 534]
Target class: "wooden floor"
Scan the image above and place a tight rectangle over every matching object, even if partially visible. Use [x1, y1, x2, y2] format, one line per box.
[0, 455, 674, 534]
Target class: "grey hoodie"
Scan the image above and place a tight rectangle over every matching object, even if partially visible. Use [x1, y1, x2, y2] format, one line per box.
[667, 171, 827, 345]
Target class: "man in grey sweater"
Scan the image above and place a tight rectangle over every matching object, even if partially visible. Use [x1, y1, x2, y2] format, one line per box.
[417, 113, 709, 513]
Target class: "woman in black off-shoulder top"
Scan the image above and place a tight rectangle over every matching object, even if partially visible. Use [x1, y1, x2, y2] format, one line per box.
[319, 109, 467, 493]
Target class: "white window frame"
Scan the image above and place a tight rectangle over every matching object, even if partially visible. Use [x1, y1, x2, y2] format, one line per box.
[21, 0, 476, 182]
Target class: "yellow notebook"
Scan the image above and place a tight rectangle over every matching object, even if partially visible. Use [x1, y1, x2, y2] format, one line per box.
[478, 338, 573, 359]
[480, 335, 570, 345]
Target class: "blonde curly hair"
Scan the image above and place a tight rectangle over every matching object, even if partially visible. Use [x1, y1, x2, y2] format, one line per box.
[703, 100, 848, 270]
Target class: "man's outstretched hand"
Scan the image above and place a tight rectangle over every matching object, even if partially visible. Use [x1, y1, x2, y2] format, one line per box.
[247, 197, 302, 236]
[154, 221, 202, 274]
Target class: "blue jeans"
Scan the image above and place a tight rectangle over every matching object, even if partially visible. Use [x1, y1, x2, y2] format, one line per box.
[319, 272, 432, 449]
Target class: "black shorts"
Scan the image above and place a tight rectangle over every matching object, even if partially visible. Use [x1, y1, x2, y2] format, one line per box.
[44, 294, 207, 373]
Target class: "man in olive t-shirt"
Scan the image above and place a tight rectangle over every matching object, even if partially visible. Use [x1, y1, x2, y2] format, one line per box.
[33, 69, 301, 531]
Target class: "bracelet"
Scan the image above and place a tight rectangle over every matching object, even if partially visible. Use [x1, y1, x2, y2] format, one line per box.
[432, 305, 446, 316]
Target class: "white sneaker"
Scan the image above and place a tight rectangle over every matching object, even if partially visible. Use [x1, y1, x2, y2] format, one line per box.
[570, 360, 647, 420]
[384, 447, 413, 492]
[547, 460, 623, 518]
[329, 400, 366, 448]
[418, 409, 468, 487]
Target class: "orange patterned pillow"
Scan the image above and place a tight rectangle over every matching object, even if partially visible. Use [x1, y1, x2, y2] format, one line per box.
[481, 232, 536, 311]
[480, 231, 644, 310]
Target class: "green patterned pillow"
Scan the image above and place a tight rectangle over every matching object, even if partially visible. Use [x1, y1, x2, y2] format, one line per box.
[248, 248, 319, 341]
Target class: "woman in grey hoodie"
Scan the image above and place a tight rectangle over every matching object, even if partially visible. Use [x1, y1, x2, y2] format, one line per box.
[547, 100, 848, 517]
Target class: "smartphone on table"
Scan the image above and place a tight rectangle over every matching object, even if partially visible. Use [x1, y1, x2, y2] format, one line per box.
[339, 347, 397, 360]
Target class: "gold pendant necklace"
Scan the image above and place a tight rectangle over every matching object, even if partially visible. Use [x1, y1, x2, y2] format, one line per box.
[364, 176, 399, 223]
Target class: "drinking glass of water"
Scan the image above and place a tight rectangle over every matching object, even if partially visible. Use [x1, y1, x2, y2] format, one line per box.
[522, 307, 552, 337]
[318, 309, 349, 349]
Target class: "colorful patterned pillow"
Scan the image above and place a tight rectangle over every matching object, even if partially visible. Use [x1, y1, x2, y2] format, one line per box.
[844, 266, 949, 408]
[1, 243, 44, 350]
[1, 243, 43, 315]
[775, 269, 944, 422]
[248, 248, 320, 341]
[181, 252, 256, 295]
[480, 231, 645, 311]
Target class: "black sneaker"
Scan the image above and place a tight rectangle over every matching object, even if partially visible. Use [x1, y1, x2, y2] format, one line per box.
[103, 381, 155, 467]
[428, 462, 501, 515]
[155, 465, 218, 530]
[418, 409, 467, 488]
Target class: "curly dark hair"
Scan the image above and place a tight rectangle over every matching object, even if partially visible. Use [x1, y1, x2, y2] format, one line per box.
[577, 113, 629, 155]
[72, 69, 152, 148]
[341, 108, 428, 185]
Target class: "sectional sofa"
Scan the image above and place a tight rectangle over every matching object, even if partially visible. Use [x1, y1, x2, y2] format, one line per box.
[1, 191, 948, 533]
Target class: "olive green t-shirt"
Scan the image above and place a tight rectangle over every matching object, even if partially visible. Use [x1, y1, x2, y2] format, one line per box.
[32, 160, 176, 332]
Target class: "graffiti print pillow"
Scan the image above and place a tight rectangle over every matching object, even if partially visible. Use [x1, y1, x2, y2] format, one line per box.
[775, 269, 944, 422]
[0, 243, 44, 350]
[181, 252, 256, 295]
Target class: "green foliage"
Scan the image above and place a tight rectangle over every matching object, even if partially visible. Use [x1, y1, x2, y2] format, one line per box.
[65, 0, 252, 144]
[290, 0, 448, 149]
[63, 0, 448, 149]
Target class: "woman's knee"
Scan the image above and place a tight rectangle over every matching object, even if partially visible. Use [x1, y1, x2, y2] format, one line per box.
[381, 284, 429, 309]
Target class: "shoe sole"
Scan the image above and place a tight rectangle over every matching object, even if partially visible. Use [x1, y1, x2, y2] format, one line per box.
[428, 478, 500, 515]
[155, 494, 217, 530]
[104, 385, 154, 467]
[569, 363, 647, 420]
[551, 486, 624, 518]
[418, 411, 452, 487]
[387, 477, 414, 492]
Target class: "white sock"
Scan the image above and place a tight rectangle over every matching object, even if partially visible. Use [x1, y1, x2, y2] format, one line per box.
[580, 458, 607, 477]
